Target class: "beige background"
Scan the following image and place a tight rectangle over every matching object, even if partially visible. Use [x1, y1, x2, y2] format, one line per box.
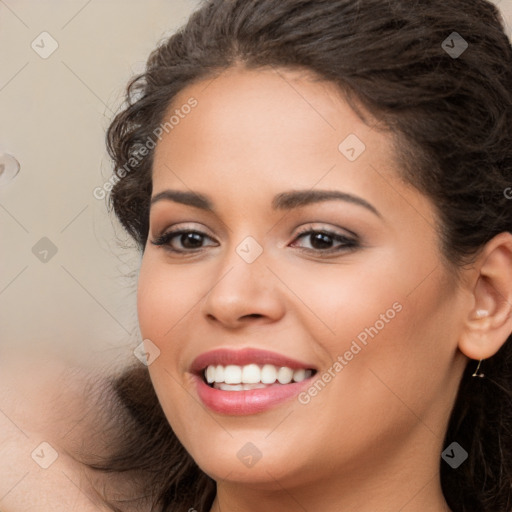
[1, 0, 511, 370]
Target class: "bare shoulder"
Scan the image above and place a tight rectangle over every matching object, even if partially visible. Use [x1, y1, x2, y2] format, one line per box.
[0, 351, 117, 511]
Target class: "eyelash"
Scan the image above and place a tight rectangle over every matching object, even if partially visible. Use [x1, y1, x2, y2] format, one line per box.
[150, 225, 359, 256]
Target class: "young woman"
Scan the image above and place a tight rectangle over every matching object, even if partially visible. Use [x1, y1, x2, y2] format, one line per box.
[32, 0, 512, 511]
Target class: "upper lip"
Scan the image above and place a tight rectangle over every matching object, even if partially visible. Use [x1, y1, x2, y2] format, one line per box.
[190, 347, 317, 375]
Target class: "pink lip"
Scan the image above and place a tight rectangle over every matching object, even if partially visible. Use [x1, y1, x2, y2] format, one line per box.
[193, 374, 315, 415]
[189, 347, 317, 415]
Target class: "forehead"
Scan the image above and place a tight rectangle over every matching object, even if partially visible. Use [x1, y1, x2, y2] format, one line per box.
[152, 66, 394, 189]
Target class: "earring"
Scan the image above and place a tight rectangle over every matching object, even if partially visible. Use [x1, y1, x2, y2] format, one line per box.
[472, 359, 485, 378]
[471, 310, 488, 378]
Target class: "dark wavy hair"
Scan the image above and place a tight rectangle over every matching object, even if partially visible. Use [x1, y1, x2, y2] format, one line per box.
[78, 1, 512, 511]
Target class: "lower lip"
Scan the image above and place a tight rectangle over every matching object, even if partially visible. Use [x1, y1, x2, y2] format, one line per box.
[193, 374, 314, 415]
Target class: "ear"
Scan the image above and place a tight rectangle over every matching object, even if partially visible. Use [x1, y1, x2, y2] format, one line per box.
[458, 231, 512, 361]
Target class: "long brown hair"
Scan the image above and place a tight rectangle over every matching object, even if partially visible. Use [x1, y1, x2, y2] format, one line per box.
[78, 1, 512, 510]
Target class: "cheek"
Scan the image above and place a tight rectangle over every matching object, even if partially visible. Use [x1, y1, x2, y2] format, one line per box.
[292, 276, 455, 458]
[275, 250, 408, 351]
[137, 255, 198, 347]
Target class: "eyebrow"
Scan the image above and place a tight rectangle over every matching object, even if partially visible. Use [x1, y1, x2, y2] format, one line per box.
[150, 189, 381, 217]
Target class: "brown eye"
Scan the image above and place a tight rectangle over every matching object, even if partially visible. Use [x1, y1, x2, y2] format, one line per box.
[150, 229, 217, 252]
[291, 228, 359, 253]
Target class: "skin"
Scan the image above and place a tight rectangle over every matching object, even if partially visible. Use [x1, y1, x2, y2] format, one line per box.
[137, 65, 512, 512]
[0, 353, 117, 512]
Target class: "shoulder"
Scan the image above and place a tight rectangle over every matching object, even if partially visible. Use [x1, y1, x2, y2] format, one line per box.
[0, 351, 116, 511]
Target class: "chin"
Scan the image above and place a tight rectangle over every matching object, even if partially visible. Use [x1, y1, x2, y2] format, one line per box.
[187, 436, 309, 487]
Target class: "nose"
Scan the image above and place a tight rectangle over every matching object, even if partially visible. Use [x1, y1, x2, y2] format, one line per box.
[202, 246, 286, 329]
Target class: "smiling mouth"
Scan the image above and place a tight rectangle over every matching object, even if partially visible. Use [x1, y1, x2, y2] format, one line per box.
[201, 363, 317, 390]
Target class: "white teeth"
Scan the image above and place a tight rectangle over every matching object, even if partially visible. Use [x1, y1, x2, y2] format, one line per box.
[206, 365, 216, 384]
[217, 383, 243, 391]
[214, 365, 225, 383]
[224, 365, 242, 384]
[277, 366, 294, 384]
[292, 368, 307, 382]
[261, 364, 277, 384]
[214, 382, 268, 391]
[203, 363, 314, 386]
[242, 364, 261, 384]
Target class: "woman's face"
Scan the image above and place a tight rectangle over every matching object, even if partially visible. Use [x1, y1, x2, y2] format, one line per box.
[137, 66, 468, 490]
